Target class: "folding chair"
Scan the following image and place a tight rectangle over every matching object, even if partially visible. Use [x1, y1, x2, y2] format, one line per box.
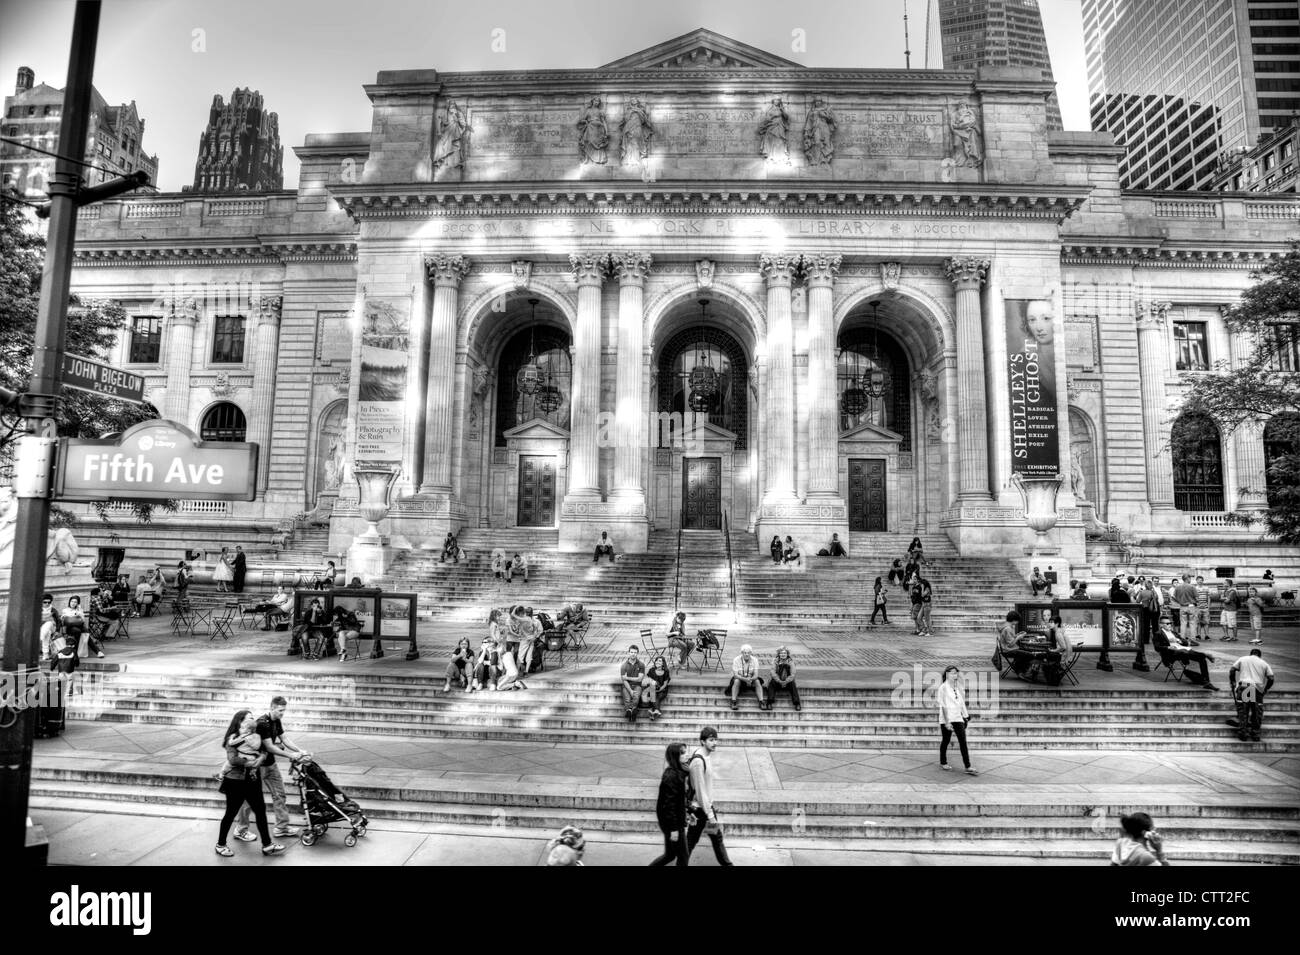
[1154, 647, 1186, 683]
[187, 600, 215, 639]
[698, 629, 728, 671]
[993, 643, 1017, 680]
[211, 603, 238, 641]
[236, 597, 264, 630]
[565, 616, 590, 652]
[111, 602, 132, 639]
[638, 628, 660, 659]
[170, 598, 193, 636]
[88, 613, 109, 646]
[1058, 645, 1082, 687]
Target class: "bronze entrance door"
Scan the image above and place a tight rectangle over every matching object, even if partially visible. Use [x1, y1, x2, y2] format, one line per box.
[848, 458, 887, 532]
[682, 457, 722, 530]
[517, 455, 556, 527]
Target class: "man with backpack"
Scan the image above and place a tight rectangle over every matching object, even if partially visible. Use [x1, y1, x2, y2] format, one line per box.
[686, 726, 734, 865]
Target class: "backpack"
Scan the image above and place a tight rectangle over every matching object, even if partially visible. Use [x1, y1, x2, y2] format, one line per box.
[536, 612, 554, 631]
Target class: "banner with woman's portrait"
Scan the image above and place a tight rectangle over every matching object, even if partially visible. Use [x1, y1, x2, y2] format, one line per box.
[357, 296, 412, 465]
[1005, 299, 1059, 476]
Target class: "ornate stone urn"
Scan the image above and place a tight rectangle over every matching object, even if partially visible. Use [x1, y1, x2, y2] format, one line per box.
[354, 466, 400, 538]
[1013, 473, 1064, 546]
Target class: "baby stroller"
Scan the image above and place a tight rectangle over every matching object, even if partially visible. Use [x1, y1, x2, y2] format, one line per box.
[291, 756, 369, 847]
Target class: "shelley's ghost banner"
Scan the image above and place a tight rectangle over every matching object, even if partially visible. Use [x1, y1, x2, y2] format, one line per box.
[356, 297, 412, 465]
[1005, 299, 1059, 476]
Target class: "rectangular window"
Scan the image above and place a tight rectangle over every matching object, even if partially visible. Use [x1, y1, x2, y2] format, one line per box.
[211, 315, 246, 364]
[1268, 323, 1300, 372]
[1174, 321, 1210, 371]
[128, 315, 162, 364]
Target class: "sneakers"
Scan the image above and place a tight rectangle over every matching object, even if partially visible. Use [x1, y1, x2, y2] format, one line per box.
[1202, 684, 1220, 691]
[215, 844, 234, 857]
[965, 768, 979, 776]
[1250, 638, 1263, 645]
[233, 829, 257, 843]
[443, 682, 451, 693]
[96, 651, 105, 658]
[272, 826, 299, 838]
[940, 763, 953, 771]
[262, 843, 286, 855]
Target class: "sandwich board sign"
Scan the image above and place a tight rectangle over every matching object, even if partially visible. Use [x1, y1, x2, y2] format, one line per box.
[55, 420, 258, 502]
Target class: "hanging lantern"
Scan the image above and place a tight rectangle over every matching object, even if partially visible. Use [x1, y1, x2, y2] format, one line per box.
[690, 298, 720, 397]
[863, 300, 886, 398]
[840, 386, 869, 416]
[536, 384, 563, 413]
[516, 298, 543, 395]
[688, 390, 712, 413]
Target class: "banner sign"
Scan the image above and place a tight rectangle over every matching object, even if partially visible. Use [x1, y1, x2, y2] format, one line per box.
[56, 420, 257, 502]
[356, 297, 411, 465]
[60, 353, 146, 404]
[1005, 299, 1059, 476]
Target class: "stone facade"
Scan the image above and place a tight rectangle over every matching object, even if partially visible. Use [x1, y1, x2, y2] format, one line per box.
[66, 31, 1299, 577]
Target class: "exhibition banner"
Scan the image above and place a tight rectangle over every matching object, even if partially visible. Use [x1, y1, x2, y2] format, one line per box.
[356, 297, 411, 466]
[1005, 299, 1059, 476]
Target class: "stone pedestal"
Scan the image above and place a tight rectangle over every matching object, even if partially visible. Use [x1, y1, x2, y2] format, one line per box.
[754, 501, 848, 556]
[346, 536, 393, 586]
[558, 499, 649, 554]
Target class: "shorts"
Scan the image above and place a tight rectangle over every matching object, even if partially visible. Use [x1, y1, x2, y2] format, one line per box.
[1220, 610, 1238, 628]
[1249, 614, 1262, 631]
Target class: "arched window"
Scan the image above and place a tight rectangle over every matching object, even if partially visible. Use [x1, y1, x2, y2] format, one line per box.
[657, 326, 748, 449]
[836, 328, 911, 450]
[200, 402, 247, 442]
[1264, 413, 1299, 507]
[495, 326, 572, 445]
[1171, 412, 1223, 511]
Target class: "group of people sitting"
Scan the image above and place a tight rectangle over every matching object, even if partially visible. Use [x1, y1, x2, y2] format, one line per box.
[768, 535, 803, 566]
[995, 609, 1079, 685]
[490, 549, 529, 584]
[38, 592, 106, 669]
[442, 603, 591, 693]
[286, 596, 365, 661]
[616, 642, 801, 721]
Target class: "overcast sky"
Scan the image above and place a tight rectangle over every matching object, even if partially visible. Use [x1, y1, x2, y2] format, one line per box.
[0, 0, 1089, 191]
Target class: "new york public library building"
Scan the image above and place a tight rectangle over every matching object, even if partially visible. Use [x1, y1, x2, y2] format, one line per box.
[66, 30, 1299, 576]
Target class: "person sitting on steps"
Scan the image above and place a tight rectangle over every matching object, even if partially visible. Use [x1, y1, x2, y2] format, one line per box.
[907, 537, 924, 564]
[593, 531, 616, 564]
[620, 645, 649, 722]
[645, 654, 671, 721]
[888, 558, 905, 586]
[781, 536, 801, 566]
[440, 533, 459, 564]
[443, 637, 473, 692]
[505, 552, 528, 584]
[727, 644, 766, 710]
[471, 633, 499, 691]
[765, 646, 801, 711]
[769, 535, 783, 564]
[1030, 566, 1052, 595]
[828, 533, 848, 557]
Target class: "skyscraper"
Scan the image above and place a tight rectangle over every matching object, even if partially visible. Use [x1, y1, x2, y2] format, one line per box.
[0, 67, 158, 198]
[190, 88, 283, 193]
[936, 0, 1062, 128]
[1084, 0, 1300, 191]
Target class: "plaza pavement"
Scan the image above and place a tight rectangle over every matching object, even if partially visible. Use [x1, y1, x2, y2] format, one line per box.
[25, 603, 1300, 866]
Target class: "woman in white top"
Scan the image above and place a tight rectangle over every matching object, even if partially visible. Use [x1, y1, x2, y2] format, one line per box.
[937, 665, 978, 775]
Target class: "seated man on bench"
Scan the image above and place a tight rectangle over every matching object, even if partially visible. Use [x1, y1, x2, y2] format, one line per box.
[1152, 615, 1218, 690]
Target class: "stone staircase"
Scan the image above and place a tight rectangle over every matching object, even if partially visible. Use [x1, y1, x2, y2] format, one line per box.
[36, 666, 1300, 862]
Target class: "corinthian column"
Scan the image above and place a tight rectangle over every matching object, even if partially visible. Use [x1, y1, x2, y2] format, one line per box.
[761, 253, 800, 502]
[803, 253, 842, 497]
[1228, 312, 1268, 510]
[249, 296, 282, 492]
[420, 253, 471, 493]
[1136, 301, 1175, 510]
[610, 251, 652, 500]
[567, 252, 607, 498]
[944, 257, 991, 500]
[164, 298, 197, 423]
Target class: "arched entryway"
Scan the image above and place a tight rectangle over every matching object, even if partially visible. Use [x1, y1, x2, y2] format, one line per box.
[462, 292, 574, 528]
[1171, 412, 1224, 512]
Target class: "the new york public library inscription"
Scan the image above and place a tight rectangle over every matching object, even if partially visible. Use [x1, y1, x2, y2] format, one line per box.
[472, 105, 945, 160]
[436, 216, 1006, 240]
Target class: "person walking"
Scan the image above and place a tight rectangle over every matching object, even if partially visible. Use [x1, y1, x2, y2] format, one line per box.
[215, 709, 285, 857]
[1229, 648, 1275, 743]
[1110, 812, 1169, 866]
[213, 547, 235, 593]
[937, 665, 978, 775]
[909, 577, 924, 634]
[916, 575, 935, 636]
[686, 726, 734, 866]
[232, 696, 306, 842]
[870, 576, 889, 625]
[232, 545, 247, 593]
[648, 742, 691, 866]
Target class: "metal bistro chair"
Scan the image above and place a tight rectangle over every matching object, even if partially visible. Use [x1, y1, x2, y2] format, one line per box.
[1057, 643, 1083, 687]
[697, 628, 728, 671]
[638, 628, 660, 660]
[170, 597, 193, 636]
[110, 602, 132, 639]
[211, 602, 238, 641]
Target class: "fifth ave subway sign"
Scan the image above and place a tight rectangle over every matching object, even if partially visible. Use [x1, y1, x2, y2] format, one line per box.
[55, 420, 258, 502]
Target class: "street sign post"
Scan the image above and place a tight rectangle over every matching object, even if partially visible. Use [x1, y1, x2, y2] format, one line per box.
[55, 419, 259, 502]
[59, 353, 145, 404]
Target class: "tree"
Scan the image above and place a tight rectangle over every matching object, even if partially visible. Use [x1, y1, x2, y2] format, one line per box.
[1175, 240, 1300, 543]
[0, 197, 174, 526]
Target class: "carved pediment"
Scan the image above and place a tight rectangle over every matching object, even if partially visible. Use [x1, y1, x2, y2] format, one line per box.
[678, 419, 739, 451]
[600, 28, 805, 71]
[503, 417, 570, 441]
[840, 421, 903, 443]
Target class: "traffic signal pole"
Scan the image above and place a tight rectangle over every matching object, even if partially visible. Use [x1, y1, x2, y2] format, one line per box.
[1, 0, 101, 863]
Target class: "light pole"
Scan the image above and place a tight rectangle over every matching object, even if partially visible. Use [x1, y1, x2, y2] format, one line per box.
[0, 1, 103, 863]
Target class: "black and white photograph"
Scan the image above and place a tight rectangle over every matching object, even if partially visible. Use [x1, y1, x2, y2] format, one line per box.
[0, 0, 1295, 932]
